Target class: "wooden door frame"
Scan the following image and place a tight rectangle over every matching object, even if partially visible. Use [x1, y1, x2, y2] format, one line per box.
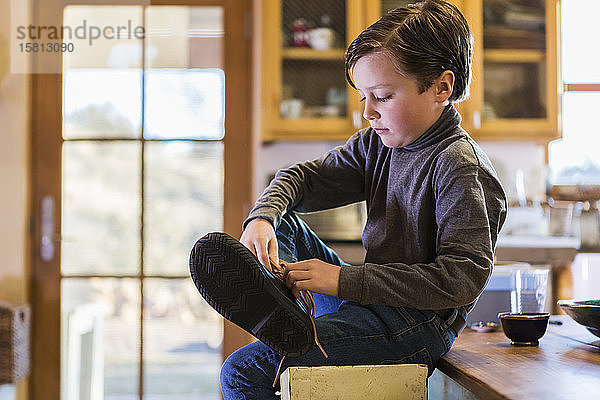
[29, 1, 254, 399]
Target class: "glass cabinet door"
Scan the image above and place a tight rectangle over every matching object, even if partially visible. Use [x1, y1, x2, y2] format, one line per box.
[481, 0, 547, 120]
[261, 0, 364, 141]
[469, 0, 559, 139]
[280, 0, 347, 120]
[362, 1, 412, 39]
[382, 0, 550, 125]
[380, 0, 412, 13]
[364, 0, 560, 141]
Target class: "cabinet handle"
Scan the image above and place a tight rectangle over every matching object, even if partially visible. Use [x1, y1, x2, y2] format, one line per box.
[473, 111, 481, 130]
[352, 111, 363, 129]
[40, 195, 56, 262]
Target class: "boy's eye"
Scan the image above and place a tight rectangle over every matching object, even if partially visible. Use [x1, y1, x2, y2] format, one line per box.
[359, 95, 391, 103]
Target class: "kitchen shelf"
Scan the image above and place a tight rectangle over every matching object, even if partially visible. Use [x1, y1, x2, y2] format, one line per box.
[282, 48, 346, 60]
[484, 49, 546, 63]
[262, 117, 350, 142]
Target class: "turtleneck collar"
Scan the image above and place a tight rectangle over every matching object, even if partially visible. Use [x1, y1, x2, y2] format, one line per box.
[401, 104, 462, 152]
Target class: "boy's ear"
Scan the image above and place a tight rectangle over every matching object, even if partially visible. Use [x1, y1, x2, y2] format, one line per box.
[434, 70, 454, 104]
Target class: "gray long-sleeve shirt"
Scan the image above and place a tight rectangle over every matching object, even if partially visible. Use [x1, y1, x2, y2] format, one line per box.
[245, 105, 507, 313]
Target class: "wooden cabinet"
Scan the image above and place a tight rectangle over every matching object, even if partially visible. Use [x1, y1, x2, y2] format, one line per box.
[462, 0, 560, 141]
[257, 0, 560, 142]
[258, 0, 365, 141]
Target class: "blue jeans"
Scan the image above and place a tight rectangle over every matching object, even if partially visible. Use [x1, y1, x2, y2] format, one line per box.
[220, 213, 458, 400]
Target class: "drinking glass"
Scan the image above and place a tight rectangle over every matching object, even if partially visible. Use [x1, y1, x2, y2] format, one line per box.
[510, 269, 549, 313]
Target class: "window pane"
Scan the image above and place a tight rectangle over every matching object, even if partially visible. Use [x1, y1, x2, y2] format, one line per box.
[562, 0, 600, 83]
[143, 278, 222, 399]
[62, 142, 141, 275]
[63, 69, 143, 139]
[62, 6, 143, 139]
[144, 142, 223, 276]
[144, 6, 224, 139]
[144, 69, 224, 139]
[62, 278, 140, 400]
[145, 6, 223, 69]
[549, 92, 600, 185]
[63, 6, 143, 70]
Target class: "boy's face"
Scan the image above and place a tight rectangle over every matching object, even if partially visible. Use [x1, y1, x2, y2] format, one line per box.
[351, 52, 449, 148]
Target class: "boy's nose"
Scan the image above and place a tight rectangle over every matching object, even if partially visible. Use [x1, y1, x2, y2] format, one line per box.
[363, 103, 380, 120]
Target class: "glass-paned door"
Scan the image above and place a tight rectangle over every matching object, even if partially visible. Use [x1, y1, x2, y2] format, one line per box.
[60, 5, 224, 399]
[61, 5, 224, 399]
[31, 1, 252, 399]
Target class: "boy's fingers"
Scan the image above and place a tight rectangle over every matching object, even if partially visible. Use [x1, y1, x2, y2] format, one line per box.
[283, 261, 311, 271]
[285, 271, 311, 288]
[291, 280, 310, 297]
[254, 240, 271, 270]
[268, 238, 279, 267]
[282, 260, 312, 279]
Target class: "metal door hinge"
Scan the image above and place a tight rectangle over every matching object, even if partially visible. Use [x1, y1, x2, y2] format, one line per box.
[40, 195, 55, 262]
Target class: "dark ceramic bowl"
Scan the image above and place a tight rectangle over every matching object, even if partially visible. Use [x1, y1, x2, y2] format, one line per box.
[498, 312, 550, 346]
[558, 299, 600, 338]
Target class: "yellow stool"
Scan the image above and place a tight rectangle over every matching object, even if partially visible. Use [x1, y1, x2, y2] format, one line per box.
[280, 364, 427, 400]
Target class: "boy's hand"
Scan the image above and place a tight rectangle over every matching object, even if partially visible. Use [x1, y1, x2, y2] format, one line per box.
[240, 218, 279, 271]
[283, 259, 341, 297]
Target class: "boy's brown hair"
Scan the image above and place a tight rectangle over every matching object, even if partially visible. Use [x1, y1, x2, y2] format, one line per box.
[345, 0, 472, 103]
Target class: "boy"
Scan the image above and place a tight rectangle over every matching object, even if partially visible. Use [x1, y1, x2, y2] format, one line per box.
[189, 1, 507, 398]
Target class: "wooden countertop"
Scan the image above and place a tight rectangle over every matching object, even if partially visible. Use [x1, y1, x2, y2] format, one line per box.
[438, 316, 600, 400]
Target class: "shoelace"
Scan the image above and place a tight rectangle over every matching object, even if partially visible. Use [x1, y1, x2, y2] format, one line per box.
[269, 259, 328, 387]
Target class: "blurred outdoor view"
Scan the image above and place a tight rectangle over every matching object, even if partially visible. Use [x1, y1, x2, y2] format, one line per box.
[549, 0, 600, 185]
[59, 5, 226, 400]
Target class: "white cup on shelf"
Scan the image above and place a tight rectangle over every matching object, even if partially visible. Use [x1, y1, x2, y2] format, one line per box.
[280, 98, 303, 119]
[309, 28, 334, 50]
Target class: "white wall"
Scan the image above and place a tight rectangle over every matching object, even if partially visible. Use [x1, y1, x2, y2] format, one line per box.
[254, 140, 344, 197]
[255, 140, 548, 206]
[478, 141, 547, 204]
[0, 0, 29, 304]
[0, 0, 31, 398]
